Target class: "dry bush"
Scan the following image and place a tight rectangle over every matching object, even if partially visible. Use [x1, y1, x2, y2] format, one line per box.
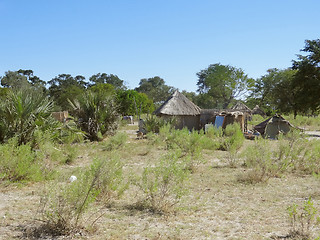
[35, 156, 127, 238]
[135, 151, 190, 214]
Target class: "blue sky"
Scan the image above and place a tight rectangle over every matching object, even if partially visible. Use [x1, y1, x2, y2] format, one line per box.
[0, 0, 319, 92]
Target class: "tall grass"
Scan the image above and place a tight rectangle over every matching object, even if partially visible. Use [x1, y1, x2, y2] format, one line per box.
[283, 114, 320, 130]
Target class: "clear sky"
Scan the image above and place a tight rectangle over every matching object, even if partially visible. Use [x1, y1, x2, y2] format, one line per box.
[0, 0, 319, 92]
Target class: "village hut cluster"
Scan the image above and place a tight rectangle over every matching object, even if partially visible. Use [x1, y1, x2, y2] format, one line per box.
[153, 90, 294, 139]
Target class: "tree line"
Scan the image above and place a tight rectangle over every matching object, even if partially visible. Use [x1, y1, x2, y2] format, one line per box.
[1, 39, 319, 117]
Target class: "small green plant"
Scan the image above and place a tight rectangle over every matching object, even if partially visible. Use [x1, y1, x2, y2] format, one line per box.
[103, 132, 128, 151]
[158, 128, 205, 171]
[223, 123, 245, 167]
[32, 130, 79, 165]
[137, 151, 190, 214]
[91, 156, 128, 205]
[61, 144, 79, 165]
[287, 197, 320, 239]
[201, 126, 223, 150]
[40, 168, 100, 236]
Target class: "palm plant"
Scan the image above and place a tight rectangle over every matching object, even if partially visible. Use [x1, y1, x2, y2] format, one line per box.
[0, 90, 54, 145]
[69, 91, 119, 141]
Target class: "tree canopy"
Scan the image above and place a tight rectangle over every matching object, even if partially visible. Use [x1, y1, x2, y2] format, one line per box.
[116, 89, 154, 116]
[1, 39, 320, 118]
[292, 39, 320, 114]
[196, 63, 254, 109]
[250, 68, 298, 115]
[48, 74, 88, 110]
[89, 73, 126, 90]
[135, 76, 176, 106]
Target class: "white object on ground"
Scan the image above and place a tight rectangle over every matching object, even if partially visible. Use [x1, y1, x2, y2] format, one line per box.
[69, 175, 77, 182]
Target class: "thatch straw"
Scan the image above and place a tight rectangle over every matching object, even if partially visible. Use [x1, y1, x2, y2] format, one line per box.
[154, 90, 201, 116]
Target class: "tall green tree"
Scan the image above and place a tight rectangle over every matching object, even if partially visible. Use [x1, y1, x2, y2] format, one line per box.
[196, 63, 254, 109]
[1, 70, 46, 92]
[1, 70, 30, 89]
[135, 76, 176, 106]
[116, 89, 154, 116]
[48, 74, 87, 110]
[292, 39, 320, 114]
[17, 69, 46, 91]
[89, 73, 126, 90]
[89, 83, 115, 96]
[252, 68, 298, 115]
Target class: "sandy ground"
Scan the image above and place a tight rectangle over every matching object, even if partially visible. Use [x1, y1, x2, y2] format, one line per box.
[1, 126, 320, 239]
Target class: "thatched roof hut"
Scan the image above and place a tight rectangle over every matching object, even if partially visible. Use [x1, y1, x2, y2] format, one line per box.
[231, 101, 252, 113]
[252, 105, 266, 117]
[154, 90, 201, 130]
[154, 90, 201, 116]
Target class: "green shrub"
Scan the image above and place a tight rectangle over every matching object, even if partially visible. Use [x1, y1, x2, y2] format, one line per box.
[0, 90, 54, 145]
[32, 130, 79, 165]
[103, 132, 128, 151]
[239, 130, 319, 183]
[239, 137, 279, 184]
[0, 138, 53, 183]
[144, 115, 176, 134]
[69, 91, 119, 141]
[137, 151, 190, 213]
[287, 197, 320, 239]
[223, 123, 245, 167]
[284, 114, 320, 130]
[158, 128, 205, 171]
[39, 156, 127, 236]
[51, 119, 85, 144]
[290, 139, 320, 175]
[201, 126, 223, 150]
[247, 114, 266, 128]
[40, 168, 100, 236]
[91, 156, 128, 205]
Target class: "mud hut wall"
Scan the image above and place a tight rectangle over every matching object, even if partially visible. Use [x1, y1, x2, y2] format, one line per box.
[159, 114, 200, 131]
[222, 115, 235, 129]
[221, 114, 245, 132]
[235, 114, 245, 131]
[200, 113, 217, 127]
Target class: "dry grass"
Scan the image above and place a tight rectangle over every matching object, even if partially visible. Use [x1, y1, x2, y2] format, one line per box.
[1, 125, 320, 239]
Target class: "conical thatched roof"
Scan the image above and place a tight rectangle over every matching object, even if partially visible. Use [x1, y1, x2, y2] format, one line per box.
[154, 90, 201, 116]
[252, 105, 266, 116]
[231, 101, 251, 112]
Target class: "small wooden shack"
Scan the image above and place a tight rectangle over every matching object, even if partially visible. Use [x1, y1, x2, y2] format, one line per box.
[201, 109, 245, 132]
[52, 111, 68, 123]
[154, 90, 201, 130]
